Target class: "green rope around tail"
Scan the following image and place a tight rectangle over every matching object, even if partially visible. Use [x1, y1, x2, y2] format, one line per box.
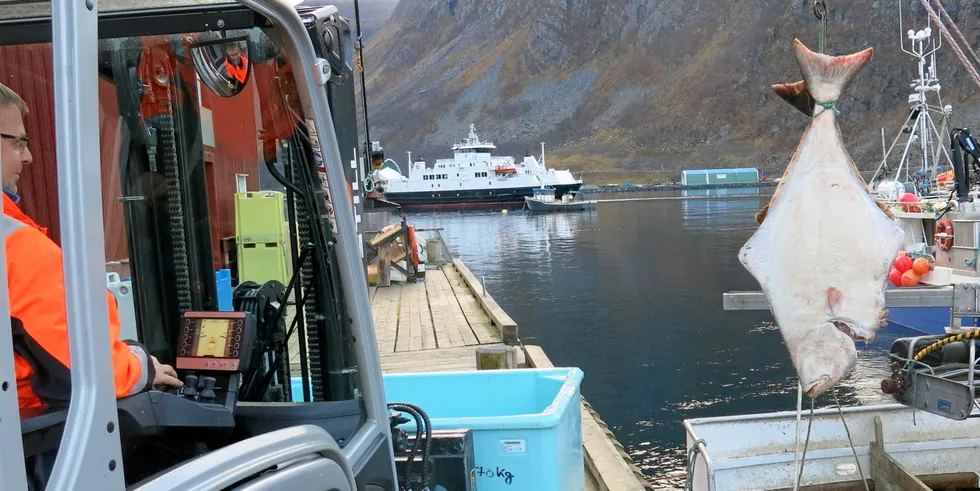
[813, 101, 840, 118]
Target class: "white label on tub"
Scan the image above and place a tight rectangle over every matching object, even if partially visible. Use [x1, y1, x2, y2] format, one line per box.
[835, 463, 858, 476]
[501, 439, 526, 453]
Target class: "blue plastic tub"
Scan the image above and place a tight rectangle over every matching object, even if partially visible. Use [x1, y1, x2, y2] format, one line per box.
[288, 369, 585, 490]
[384, 368, 585, 491]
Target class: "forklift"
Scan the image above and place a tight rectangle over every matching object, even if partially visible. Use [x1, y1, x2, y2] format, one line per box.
[0, 1, 431, 489]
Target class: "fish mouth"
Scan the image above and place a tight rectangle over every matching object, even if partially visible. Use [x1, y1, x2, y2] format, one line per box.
[830, 318, 872, 343]
[804, 376, 831, 398]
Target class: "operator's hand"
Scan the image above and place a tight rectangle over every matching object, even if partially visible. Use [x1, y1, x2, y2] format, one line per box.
[152, 356, 183, 387]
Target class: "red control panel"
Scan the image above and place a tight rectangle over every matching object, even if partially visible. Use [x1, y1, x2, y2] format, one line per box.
[175, 311, 253, 373]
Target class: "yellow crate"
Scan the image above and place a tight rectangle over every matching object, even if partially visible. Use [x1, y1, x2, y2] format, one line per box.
[235, 191, 287, 244]
[237, 241, 292, 286]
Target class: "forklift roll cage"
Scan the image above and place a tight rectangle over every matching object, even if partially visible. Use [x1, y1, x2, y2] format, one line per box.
[0, 0, 393, 489]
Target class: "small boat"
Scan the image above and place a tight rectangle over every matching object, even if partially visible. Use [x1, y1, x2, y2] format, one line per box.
[524, 187, 597, 212]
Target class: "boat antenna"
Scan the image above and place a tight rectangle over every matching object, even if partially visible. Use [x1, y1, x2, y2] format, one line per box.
[917, 0, 980, 92]
[813, 1, 828, 54]
[353, 0, 373, 165]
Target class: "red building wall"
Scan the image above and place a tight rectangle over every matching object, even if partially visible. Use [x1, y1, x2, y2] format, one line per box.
[0, 43, 262, 274]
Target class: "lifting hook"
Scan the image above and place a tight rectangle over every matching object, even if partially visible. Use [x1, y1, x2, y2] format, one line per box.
[813, 1, 829, 54]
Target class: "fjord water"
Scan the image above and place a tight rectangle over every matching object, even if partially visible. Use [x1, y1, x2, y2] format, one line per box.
[387, 189, 914, 484]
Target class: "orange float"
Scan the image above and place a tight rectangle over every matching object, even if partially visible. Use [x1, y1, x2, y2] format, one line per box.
[912, 257, 931, 276]
[901, 270, 920, 287]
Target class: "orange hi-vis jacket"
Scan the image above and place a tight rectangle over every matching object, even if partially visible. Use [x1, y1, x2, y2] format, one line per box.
[4, 193, 154, 410]
[225, 56, 248, 84]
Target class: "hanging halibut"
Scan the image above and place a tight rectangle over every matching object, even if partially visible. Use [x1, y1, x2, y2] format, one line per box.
[739, 39, 904, 398]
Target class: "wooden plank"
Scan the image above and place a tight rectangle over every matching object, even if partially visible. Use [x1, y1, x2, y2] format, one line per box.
[378, 344, 503, 373]
[368, 223, 402, 247]
[373, 283, 401, 354]
[870, 416, 930, 491]
[425, 268, 475, 347]
[442, 264, 499, 344]
[398, 281, 436, 352]
[387, 284, 407, 352]
[452, 258, 519, 344]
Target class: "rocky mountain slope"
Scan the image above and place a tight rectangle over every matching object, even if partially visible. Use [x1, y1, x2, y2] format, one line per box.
[333, 0, 398, 43]
[362, 0, 980, 183]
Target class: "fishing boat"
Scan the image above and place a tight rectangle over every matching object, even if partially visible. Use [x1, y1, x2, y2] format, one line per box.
[866, 6, 980, 335]
[374, 124, 582, 209]
[685, 403, 980, 490]
[700, 274, 980, 490]
[524, 187, 597, 212]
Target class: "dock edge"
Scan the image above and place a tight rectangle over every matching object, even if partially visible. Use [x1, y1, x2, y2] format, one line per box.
[451, 258, 520, 345]
[523, 345, 652, 491]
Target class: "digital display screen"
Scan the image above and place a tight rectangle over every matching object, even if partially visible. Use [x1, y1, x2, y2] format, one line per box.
[192, 319, 233, 358]
[176, 312, 248, 372]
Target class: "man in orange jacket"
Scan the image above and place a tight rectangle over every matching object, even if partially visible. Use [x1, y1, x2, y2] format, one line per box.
[0, 83, 182, 411]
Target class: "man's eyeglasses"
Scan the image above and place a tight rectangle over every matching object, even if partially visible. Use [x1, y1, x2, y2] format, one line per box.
[0, 133, 29, 152]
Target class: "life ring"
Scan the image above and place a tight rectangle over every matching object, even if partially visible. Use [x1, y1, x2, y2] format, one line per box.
[935, 219, 954, 251]
[364, 176, 376, 193]
[407, 226, 420, 268]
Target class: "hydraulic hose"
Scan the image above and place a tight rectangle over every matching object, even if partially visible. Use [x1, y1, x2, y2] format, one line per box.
[388, 402, 432, 488]
[913, 329, 980, 361]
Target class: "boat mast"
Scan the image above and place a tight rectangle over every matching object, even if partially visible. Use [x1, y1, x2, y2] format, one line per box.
[869, 1, 953, 199]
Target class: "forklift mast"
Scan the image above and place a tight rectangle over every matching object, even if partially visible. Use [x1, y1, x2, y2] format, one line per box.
[0, 1, 396, 489]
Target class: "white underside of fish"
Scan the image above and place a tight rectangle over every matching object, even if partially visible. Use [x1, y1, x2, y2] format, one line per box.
[739, 114, 905, 397]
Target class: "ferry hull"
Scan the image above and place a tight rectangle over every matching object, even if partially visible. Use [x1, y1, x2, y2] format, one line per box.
[385, 183, 582, 209]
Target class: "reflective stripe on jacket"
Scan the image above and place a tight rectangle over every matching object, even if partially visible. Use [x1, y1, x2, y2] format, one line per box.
[4, 193, 154, 409]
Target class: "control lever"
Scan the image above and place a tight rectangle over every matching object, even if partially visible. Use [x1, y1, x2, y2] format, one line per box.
[182, 375, 200, 399]
[199, 376, 217, 401]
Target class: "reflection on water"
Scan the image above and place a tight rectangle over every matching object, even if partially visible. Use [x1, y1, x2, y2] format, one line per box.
[373, 191, 913, 483]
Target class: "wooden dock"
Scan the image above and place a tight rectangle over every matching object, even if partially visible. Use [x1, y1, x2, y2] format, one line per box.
[286, 245, 651, 490]
[370, 260, 507, 372]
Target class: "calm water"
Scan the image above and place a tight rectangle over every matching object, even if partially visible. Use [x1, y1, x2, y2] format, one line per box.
[379, 189, 919, 486]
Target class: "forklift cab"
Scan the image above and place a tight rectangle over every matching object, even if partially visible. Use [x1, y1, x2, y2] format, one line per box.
[0, 1, 398, 489]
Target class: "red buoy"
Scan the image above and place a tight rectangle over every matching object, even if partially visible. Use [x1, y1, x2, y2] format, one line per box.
[889, 267, 903, 287]
[893, 255, 913, 273]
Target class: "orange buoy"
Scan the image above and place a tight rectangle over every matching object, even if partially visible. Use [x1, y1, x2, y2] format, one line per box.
[901, 270, 920, 287]
[912, 257, 931, 276]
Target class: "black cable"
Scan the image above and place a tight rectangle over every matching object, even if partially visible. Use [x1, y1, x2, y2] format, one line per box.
[389, 402, 431, 487]
[352, 0, 372, 161]
[246, 281, 315, 401]
[265, 157, 309, 200]
[388, 404, 424, 487]
[270, 244, 314, 332]
[239, 240, 312, 401]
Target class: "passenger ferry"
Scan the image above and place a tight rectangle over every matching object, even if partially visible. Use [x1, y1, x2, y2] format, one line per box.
[376, 124, 582, 208]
